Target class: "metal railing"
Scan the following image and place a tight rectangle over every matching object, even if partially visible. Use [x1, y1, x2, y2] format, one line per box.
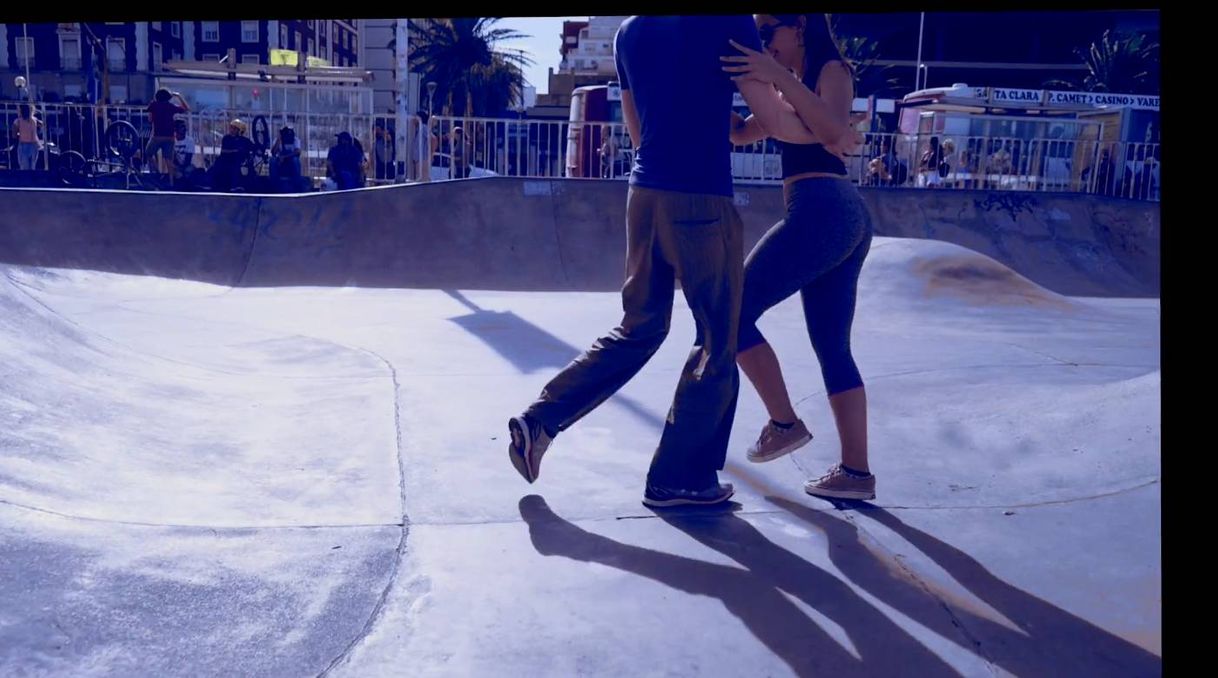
[852, 133, 1160, 201]
[422, 115, 1159, 202]
[2, 101, 1160, 201]
[423, 115, 782, 184]
[1, 100, 407, 188]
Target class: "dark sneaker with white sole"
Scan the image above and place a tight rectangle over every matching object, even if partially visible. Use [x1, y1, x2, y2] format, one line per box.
[508, 414, 553, 484]
[643, 481, 735, 508]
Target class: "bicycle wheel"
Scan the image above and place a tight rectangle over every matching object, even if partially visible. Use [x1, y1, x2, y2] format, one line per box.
[56, 150, 88, 185]
[104, 120, 141, 160]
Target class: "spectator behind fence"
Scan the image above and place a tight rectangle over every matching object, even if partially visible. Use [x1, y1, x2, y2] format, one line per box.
[960, 139, 981, 189]
[919, 136, 946, 188]
[271, 125, 304, 192]
[865, 136, 906, 186]
[327, 131, 365, 190]
[11, 104, 43, 170]
[1083, 147, 1118, 197]
[1125, 145, 1159, 201]
[599, 126, 628, 178]
[450, 126, 473, 178]
[373, 121, 396, 181]
[411, 112, 438, 182]
[209, 118, 253, 192]
[171, 119, 201, 186]
[940, 139, 956, 186]
[989, 140, 1013, 177]
[146, 88, 190, 176]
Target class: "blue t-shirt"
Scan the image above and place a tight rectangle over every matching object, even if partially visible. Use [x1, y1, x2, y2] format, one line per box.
[614, 15, 762, 197]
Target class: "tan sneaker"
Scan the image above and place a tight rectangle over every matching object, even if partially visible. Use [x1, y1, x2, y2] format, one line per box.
[804, 464, 876, 500]
[746, 419, 813, 463]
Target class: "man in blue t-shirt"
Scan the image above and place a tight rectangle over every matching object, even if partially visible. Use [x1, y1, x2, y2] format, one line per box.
[507, 16, 772, 508]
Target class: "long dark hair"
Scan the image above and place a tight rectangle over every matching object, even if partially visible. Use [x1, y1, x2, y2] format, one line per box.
[770, 14, 852, 88]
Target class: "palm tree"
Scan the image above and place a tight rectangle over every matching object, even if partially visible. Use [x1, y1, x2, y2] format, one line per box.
[408, 18, 533, 117]
[836, 34, 901, 99]
[1065, 30, 1159, 94]
[828, 17, 900, 98]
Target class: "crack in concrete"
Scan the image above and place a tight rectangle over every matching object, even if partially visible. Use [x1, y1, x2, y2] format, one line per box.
[317, 347, 410, 678]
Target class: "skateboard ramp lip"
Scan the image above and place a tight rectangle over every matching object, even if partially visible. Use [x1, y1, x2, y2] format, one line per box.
[0, 179, 1159, 297]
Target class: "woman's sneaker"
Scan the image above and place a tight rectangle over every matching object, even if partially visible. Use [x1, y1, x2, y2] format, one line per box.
[747, 419, 813, 463]
[804, 464, 876, 500]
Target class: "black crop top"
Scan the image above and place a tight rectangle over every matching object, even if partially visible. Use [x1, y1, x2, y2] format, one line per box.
[780, 140, 847, 178]
[778, 59, 849, 178]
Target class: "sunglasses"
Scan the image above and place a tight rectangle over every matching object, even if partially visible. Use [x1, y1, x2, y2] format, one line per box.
[758, 20, 798, 47]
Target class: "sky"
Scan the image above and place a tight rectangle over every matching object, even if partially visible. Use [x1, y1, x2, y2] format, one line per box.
[495, 16, 589, 94]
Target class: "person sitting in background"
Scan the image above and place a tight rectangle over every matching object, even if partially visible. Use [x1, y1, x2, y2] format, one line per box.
[327, 131, 365, 190]
[271, 125, 304, 192]
[209, 118, 253, 192]
[171, 119, 201, 186]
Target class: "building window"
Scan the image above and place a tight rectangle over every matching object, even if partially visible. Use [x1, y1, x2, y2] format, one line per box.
[202, 53, 220, 62]
[202, 21, 220, 42]
[242, 21, 259, 43]
[153, 42, 162, 70]
[172, 22, 181, 38]
[110, 84, 128, 103]
[15, 37, 34, 67]
[297, 31, 304, 50]
[107, 38, 125, 71]
[280, 25, 288, 47]
[308, 38, 314, 56]
[60, 36, 81, 69]
[64, 84, 83, 99]
[154, 21, 163, 32]
[241, 54, 259, 64]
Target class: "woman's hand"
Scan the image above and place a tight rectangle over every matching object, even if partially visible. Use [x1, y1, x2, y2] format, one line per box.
[720, 39, 792, 85]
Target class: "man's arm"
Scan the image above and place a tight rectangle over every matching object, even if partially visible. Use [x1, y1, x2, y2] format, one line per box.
[613, 23, 641, 149]
[621, 90, 641, 149]
[729, 112, 767, 146]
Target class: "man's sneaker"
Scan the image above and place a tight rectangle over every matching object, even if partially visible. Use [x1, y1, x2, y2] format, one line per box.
[804, 464, 876, 500]
[747, 419, 813, 463]
[642, 481, 735, 508]
[508, 414, 553, 484]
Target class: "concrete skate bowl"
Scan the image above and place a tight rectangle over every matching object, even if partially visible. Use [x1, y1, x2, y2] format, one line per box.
[0, 179, 1157, 296]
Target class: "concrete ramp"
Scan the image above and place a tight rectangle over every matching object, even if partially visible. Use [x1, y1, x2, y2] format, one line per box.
[1, 179, 1158, 296]
[0, 181, 1161, 675]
